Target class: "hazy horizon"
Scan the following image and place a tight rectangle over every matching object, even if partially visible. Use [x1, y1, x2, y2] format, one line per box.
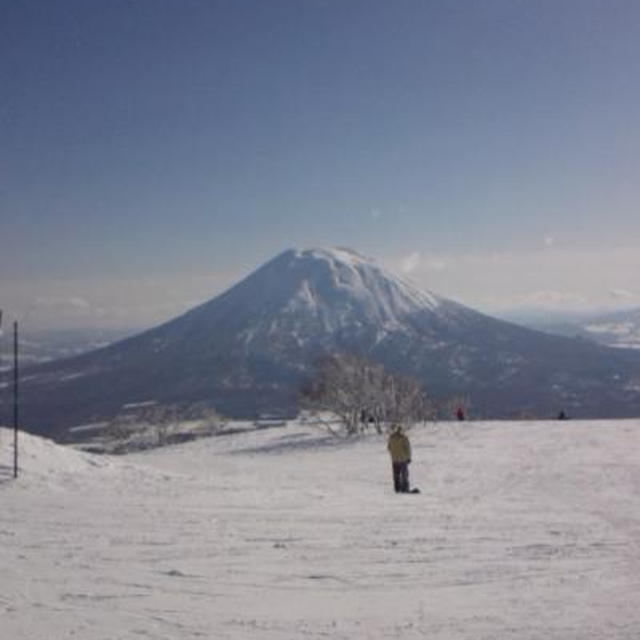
[3, 1, 640, 330]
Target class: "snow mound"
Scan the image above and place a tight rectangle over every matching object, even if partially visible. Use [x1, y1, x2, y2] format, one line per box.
[0, 427, 109, 485]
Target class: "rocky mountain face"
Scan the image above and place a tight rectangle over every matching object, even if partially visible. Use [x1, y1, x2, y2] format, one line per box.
[11, 248, 640, 441]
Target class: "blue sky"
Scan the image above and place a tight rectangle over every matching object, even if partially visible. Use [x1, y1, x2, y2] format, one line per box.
[2, 0, 640, 329]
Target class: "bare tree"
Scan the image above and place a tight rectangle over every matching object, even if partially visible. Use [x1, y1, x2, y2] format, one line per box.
[301, 354, 366, 434]
[381, 370, 435, 427]
[301, 353, 433, 435]
[104, 410, 139, 442]
[192, 405, 228, 435]
[103, 402, 227, 451]
[142, 404, 180, 445]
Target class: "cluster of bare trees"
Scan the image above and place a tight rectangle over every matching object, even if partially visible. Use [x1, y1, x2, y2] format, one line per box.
[104, 402, 227, 452]
[301, 353, 435, 435]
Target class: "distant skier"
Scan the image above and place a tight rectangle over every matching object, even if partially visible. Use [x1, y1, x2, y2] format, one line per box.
[557, 410, 569, 420]
[387, 424, 411, 493]
[456, 407, 465, 421]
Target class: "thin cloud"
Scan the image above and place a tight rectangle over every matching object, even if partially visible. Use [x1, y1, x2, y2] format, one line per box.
[610, 288, 640, 300]
[525, 290, 588, 306]
[34, 296, 92, 310]
[388, 245, 640, 313]
[426, 258, 446, 272]
[400, 251, 421, 274]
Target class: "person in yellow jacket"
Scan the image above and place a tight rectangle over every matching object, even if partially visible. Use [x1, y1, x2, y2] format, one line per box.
[387, 424, 411, 493]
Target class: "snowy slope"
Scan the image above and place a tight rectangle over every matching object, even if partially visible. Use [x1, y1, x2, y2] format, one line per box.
[583, 308, 640, 349]
[0, 427, 112, 485]
[274, 247, 442, 330]
[1, 420, 639, 639]
[520, 308, 640, 350]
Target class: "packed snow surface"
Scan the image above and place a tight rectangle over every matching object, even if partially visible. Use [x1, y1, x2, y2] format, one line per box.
[1, 420, 639, 639]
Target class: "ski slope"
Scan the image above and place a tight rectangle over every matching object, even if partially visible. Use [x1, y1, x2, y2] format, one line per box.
[1, 420, 639, 639]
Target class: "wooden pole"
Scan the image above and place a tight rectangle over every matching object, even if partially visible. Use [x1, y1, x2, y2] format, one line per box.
[13, 321, 18, 478]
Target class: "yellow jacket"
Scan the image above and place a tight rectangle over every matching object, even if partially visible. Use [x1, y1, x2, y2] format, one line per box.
[387, 431, 411, 463]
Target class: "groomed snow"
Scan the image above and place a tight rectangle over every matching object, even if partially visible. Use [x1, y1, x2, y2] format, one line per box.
[1, 420, 639, 639]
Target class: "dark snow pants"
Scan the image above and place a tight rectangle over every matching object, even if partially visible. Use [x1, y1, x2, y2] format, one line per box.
[392, 462, 409, 493]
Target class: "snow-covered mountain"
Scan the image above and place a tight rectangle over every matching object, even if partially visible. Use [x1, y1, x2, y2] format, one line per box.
[525, 308, 640, 350]
[12, 248, 640, 440]
[582, 308, 640, 349]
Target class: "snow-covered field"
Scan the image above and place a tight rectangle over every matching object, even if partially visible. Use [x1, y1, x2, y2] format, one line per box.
[1, 419, 639, 639]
